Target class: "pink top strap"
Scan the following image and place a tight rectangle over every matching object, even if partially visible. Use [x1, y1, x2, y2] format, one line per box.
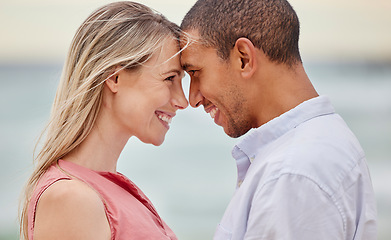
[28, 160, 177, 240]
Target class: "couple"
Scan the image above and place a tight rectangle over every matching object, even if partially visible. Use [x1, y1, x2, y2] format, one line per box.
[20, 1, 377, 240]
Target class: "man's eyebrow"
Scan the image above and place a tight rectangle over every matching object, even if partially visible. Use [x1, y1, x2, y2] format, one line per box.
[181, 63, 194, 71]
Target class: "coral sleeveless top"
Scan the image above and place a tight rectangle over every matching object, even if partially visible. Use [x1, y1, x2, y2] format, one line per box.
[27, 160, 177, 240]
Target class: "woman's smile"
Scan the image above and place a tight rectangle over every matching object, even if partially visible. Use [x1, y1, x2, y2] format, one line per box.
[155, 110, 174, 129]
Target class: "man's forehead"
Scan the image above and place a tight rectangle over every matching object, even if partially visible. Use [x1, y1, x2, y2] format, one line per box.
[180, 29, 205, 50]
[180, 50, 194, 70]
[180, 42, 206, 68]
[180, 39, 201, 68]
[179, 30, 218, 69]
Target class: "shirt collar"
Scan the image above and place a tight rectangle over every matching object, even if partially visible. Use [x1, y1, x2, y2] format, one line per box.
[232, 96, 335, 183]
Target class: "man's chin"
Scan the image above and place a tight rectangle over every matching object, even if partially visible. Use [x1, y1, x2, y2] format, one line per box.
[223, 123, 252, 138]
[224, 127, 245, 138]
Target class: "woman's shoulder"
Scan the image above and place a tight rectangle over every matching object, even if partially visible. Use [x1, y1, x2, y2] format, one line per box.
[38, 178, 102, 209]
[33, 179, 111, 240]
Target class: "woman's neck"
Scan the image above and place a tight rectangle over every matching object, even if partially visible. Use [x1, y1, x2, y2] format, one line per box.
[63, 109, 129, 173]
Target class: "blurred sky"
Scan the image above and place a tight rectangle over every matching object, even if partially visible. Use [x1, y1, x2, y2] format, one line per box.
[0, 0, 390, 64]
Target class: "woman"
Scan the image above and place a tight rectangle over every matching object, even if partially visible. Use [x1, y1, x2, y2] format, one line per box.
[19, 2, 188, 239]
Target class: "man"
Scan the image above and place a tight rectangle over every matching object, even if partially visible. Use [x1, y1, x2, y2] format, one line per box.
[180, 0, 377, 239]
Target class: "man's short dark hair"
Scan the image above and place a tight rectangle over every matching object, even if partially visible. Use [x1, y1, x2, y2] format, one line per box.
[181, 0, 302, 66]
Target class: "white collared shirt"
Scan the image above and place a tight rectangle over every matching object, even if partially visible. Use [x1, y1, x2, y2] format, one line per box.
[214, 96, 377, 240]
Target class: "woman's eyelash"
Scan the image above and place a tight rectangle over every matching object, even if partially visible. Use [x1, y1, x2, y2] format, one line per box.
[165, 75, 175, 81]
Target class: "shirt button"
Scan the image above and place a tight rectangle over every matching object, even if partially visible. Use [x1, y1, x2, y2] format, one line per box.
[238, 180, 243, 187]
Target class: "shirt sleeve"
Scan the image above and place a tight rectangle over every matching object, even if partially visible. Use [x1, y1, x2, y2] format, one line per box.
[244, 173, 345, 240]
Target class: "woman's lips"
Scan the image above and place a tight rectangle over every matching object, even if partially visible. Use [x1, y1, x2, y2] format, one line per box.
[155, 111, 174, 129]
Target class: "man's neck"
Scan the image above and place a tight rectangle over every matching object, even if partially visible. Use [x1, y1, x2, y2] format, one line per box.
[249, 62, 319, 128]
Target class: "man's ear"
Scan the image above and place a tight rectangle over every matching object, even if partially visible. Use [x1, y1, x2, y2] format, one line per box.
[105, 71, 119, 93]
[233, 38, 257, 79]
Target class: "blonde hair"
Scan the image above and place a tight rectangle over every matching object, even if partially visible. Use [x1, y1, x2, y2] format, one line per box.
[19, 2, 182, 239]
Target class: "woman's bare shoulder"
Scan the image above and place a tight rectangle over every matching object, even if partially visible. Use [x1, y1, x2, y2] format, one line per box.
[33, 179, 111, 240]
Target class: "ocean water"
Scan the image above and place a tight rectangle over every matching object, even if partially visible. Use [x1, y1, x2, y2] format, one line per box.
[0, 62, 390, 239]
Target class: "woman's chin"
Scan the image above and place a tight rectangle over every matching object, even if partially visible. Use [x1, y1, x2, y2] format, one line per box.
[139, 135, 165, 146]
[151, 139, 164, 146]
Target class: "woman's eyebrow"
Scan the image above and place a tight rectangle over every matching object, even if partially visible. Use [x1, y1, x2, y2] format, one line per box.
[161, 69, 182, 75]
[160, 69, 185, 78]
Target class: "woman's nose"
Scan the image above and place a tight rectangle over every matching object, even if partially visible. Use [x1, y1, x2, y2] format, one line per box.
[171, 84, 189, 110]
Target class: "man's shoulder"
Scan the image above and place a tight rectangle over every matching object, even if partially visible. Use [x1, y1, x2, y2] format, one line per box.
[250, 114, 367, 195]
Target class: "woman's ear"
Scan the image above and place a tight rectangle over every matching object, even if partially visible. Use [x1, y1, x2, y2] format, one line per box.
[233, 38, 257, 79]
[105, 72, 119, 93]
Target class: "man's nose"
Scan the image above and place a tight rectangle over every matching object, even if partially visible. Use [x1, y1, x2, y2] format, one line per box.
[189, 81, 203, 108]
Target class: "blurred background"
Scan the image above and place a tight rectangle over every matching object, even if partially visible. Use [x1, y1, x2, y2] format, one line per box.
[0, 0, 390, 239]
